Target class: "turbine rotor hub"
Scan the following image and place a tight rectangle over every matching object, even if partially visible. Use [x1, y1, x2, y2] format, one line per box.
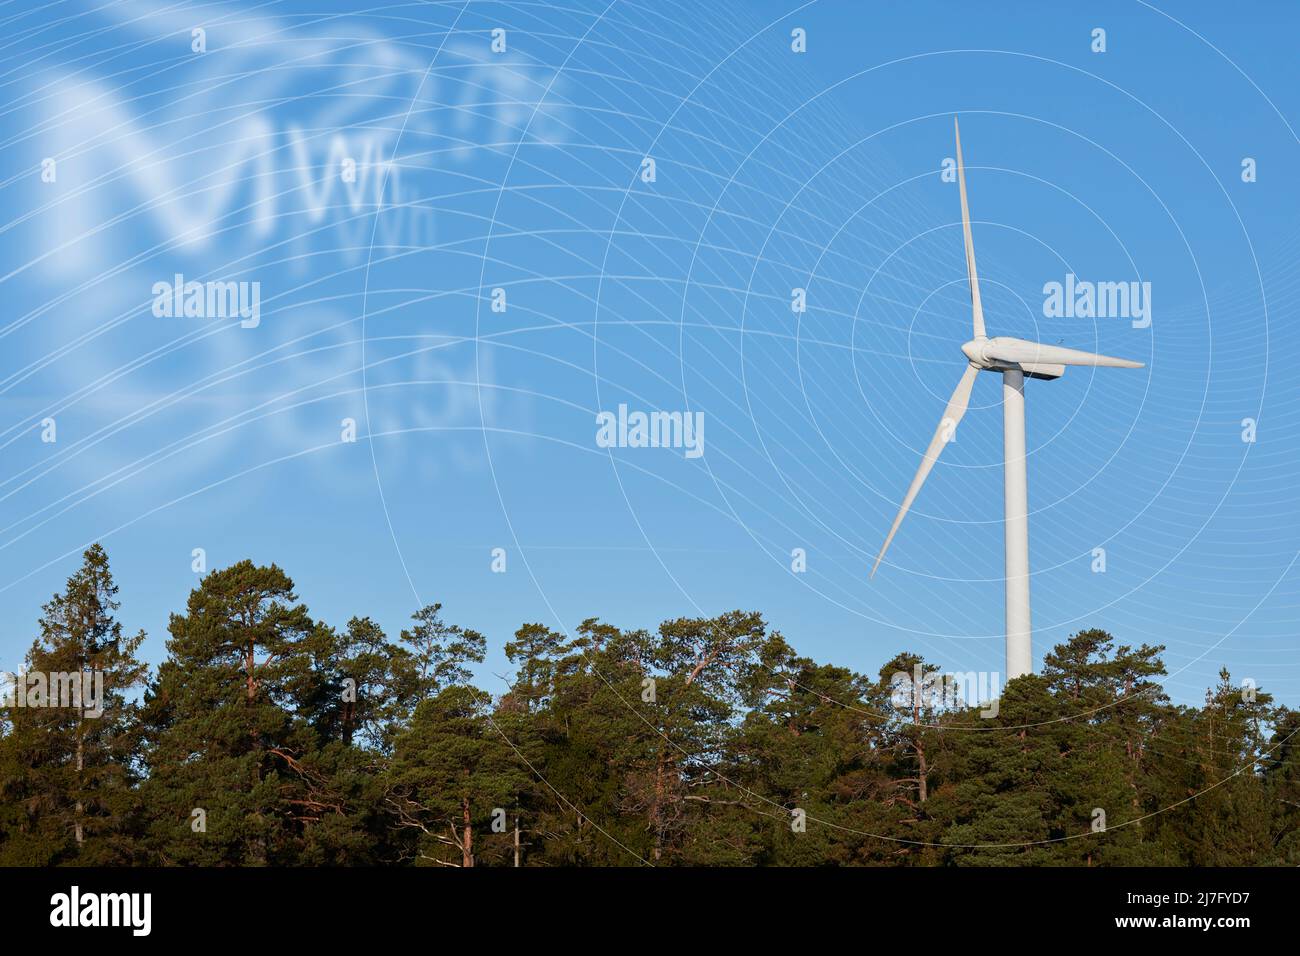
[961, 338, 989, 367]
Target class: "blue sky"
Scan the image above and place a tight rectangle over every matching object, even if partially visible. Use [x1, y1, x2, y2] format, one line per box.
[0, 0, 1297, 706]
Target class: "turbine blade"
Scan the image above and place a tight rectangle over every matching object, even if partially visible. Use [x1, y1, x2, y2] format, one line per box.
[983, 340, 1144, 369]
[955, 117, 986, 340]
[871, 364, 980, 577]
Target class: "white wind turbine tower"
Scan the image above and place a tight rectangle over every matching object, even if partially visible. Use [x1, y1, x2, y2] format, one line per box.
[870, 118, 1144, 680]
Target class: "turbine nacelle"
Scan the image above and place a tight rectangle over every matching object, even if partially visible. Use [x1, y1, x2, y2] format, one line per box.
[961, 336, 1142, 378]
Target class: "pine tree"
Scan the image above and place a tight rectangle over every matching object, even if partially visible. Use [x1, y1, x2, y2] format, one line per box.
[0, 544, 147, 865]
[500, 618, 650, 866]
[386, 686, 530, 866]
[1037, 630, 1170, 864]
[931, 675, 1058, 865]
[503, 622, 569, 714]
[1163, 670, 1274, 864]
[1263, 707, 1300, 863]
[139, 560, 319, 864]
[400, 603, 486, 701]
[729, 649, 895, 866]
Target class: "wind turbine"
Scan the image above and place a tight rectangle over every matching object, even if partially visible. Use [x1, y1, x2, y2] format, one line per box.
[869, 117, 1144, 680]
